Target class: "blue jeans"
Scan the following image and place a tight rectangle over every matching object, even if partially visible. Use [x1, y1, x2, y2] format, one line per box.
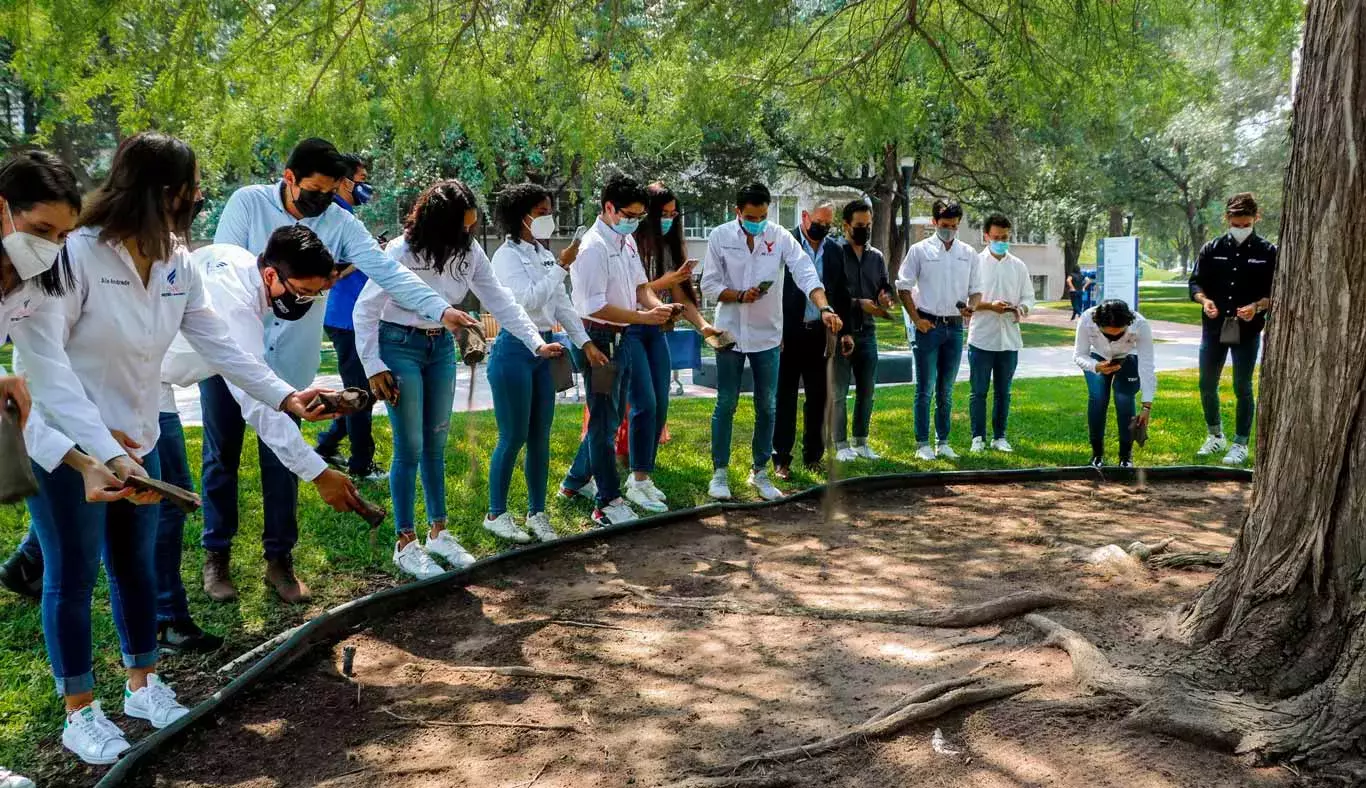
[968, 346, 1019, 440]
[200, 375, 300, 561]
[1085, 354, 1141, 462]
[379, 322, 457, 534]
[564, 327, 630, 507]
[155, 411, 194, 624]
[1198, 322, 1261, 444]
[833, 326, 878, 444]
[711, 346, 781, 471]
[30, 450, 162, 695]
[622, 324, 671, 474]
[315, 327, 377, 473]
[487, 332, 556, 516]
[912, 322, 965, 445]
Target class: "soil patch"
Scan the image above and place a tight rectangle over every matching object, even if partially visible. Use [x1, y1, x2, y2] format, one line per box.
[135, 480, 1299, 788]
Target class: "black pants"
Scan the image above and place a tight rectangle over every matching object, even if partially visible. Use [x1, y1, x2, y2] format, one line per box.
[773, 323, 830, 467]
[315, 326, 376, 473]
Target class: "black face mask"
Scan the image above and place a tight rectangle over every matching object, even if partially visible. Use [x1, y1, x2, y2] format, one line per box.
[292, 185, 333, 218]
[850, 226, 871, 245]
[263, 267, 316, 321]
[807, 222, 830, 241]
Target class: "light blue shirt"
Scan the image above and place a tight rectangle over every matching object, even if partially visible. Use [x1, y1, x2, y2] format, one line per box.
[799, 233, 825, 323]
[213, 182, 450, 388]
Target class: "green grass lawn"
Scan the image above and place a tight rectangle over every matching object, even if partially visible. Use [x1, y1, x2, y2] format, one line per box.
[1040, 285, 1202, 327]
[0, 368, 1254, 782]
[873, 317, 1074, 351]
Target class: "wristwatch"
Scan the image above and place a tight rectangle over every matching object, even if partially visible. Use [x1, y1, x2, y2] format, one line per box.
[820, 306, 836, 315]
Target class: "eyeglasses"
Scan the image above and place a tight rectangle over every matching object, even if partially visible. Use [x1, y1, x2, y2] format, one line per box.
[278, 274, 327, 303]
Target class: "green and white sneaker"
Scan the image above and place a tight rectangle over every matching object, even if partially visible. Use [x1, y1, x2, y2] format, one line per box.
[62, 701, 130, 765]
[124, 674, 189, 729]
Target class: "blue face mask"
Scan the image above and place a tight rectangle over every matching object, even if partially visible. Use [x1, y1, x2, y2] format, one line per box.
[352, 182, 373, 206]
[659, 217, 675, 235]
[935, 226, 956, 243]
[741, 218, 767, 236]
[611, 217, 641, 235]
[989, 240, 1010, 256]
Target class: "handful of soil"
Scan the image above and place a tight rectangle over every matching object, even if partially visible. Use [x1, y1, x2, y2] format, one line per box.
[0, 401, 39, 504]
[308, 387, 376, 416]
[458, 323, 489, 366]
[123, 476, 201, 514]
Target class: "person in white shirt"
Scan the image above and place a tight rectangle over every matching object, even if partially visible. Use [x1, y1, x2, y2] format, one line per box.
[896, 199, 981, 461]
[12, 132, 330, 766]
[700, 182, 842, 501]
[558, 176, 677, 526]
[487, 184, 608, 542]
[966, 215, 1035, 454]
[1073, 299, 1157, 468]
[162, 228, 367, 606]
[354, 179, 563, 578]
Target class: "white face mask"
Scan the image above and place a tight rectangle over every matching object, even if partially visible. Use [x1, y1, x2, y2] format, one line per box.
[2, 203, 62, 281]
[1229, 226, 1254, 243]
[529, 214, 556, 241]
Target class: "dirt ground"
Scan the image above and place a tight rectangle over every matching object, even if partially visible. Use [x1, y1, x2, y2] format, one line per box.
[134, 480, 1306, 788]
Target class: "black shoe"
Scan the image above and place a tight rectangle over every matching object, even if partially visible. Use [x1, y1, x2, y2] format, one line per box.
[0, 550, 43, 599]
[351, 462, 388, 482]
[158, 620, 224, 654]
[1089, 456, 1104, 469]
[316, 447, 348, 471]
[1119, 460, 1135, 469]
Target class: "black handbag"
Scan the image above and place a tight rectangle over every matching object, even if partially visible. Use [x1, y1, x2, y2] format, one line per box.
[1220, 316, 1241, 345]
[0, 401, 40, 504]
[549, 353, 575, 393]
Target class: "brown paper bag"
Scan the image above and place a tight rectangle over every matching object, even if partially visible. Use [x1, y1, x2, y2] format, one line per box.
[550, 353, 575, 393]
[458, 323, 489, 366]
[0, 402, 39, 504]
[124, 476, 201, 514]
[308, 387, 376, 416]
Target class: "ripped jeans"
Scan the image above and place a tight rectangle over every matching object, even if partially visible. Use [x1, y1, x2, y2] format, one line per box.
[379, 321, 457, 534]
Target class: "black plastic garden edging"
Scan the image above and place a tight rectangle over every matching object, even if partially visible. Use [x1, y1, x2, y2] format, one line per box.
[95, 464, 1253, 787]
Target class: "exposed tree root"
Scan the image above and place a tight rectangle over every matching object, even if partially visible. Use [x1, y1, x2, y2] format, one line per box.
[696, 677, 1038, 776]
[377, 708, 580, 732]
[1126, 538, 1176, 560]
[1005, 695, 1134, 717]
[444, 665, 594, 682]
[1147, 551, 1227, 570]
[1023, 614, 1154, 700]
[627, 588, 1072, 628]
[658, 777, 794, 788]
[549, 619, 650, 634]
[866, 676, 980, 723]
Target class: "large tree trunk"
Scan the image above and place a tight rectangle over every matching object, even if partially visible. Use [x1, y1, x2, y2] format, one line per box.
[870, 142, 899, 271]
[1057, 214, 1089, 275]
[1149, 0, 1366, 771]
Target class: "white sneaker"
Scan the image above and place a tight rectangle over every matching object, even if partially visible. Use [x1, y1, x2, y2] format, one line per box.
[124, 674, 189, 729]
[1222, 443, 1250, 466]
[0, 768, 35, 788]
[1197, 434, 1228, 457]
[748, 469, 784, 501]
[424, 531, 476, 568]
[936, 443, 959, 460]
[915, 444, 936, 461]
[392, 539, 444, 580]
[853, 442, 881, 460]
[641, 479, 668, 502]
[969, 437, 986, 454]
[990, 438, 1013, 453]
[624, 478, 668, 513]
[593, 498, 638, 527]
[558, 478, 597, 501]
[62, 702, 130, 765]
[835, 443, 859, 462]
[708, 469, 732, 500]
[525, 513, 558, 542]
[483, 512, 533, 543]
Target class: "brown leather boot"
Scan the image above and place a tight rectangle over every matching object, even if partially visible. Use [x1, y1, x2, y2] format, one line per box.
[201, 550, 237, 602]
[265, 554, 311, 604]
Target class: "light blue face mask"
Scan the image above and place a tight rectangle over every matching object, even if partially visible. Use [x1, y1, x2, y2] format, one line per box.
[936, 226, 956, 243]
[660, 217, 675, 235]
[741, 218, 768, 236]
[989, 240, 1010, 256]
[612, 217, 641, 235]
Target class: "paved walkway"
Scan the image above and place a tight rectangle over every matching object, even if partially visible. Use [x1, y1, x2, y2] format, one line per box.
[169, 307, 1204, 426]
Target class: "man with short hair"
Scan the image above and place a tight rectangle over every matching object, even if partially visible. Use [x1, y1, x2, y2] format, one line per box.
[967, 214, 1035, 454]
[897, 199, 982, 461]
[314, 154, 384, 481]
[831, 200, 893, 463]
[702, 183, 842, 501]
[772, 200, 842, 480]
[1190, 192, 1276, 466]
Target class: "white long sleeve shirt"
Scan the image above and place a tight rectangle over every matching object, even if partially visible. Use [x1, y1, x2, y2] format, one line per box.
[700, 220, 824, 354]
[2, 287, 78, 472]
[966, 250, 1036, 352]
[353, 237, 545, 377]
[160, 244, 329, 482]
[12, 227, 295, 464]
[489, 238, 591, 348]
[896, 235, 982, 317]
[569, 218, 648, 327]
[1073, 307, 1157, 404]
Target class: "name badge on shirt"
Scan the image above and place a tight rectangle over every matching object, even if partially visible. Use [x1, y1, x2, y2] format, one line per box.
[1247, 258, 1268, 265]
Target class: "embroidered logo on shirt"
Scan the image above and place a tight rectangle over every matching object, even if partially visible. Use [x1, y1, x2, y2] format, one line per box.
[163, 267, 186, 297]
[764, 241, 775, 254]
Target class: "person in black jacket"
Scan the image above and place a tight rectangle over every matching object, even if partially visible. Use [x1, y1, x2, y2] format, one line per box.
[1189, 192, 1276, 466]
[831, 200, 893, 462]
[772, 201, 849, 480]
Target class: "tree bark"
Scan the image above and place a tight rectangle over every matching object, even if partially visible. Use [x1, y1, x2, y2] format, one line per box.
[870, 142, 899, 269]
[1151, 0, 1366, 769]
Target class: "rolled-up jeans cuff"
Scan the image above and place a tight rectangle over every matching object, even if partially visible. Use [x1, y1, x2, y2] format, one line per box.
[55, 671, 96, 697]
[123, 649, 158, 670]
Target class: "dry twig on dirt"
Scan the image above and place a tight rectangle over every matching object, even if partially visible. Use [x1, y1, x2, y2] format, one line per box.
[627, 588, 1071, 628]
[377, 708, 580, 732]
[444, 665, 595, 682]
[658, 777, 794, 788]
[550, 619, 650, 634]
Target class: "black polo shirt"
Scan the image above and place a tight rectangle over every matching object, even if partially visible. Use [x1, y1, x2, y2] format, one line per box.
[1189, 232, 1277, 333]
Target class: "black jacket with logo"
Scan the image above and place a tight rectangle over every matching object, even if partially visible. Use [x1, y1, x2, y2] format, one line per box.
[782, 227, 851, 341]
[1189, 232, 1277, 334]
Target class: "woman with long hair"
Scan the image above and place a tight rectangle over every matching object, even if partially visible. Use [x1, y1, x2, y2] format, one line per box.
[15, 132, 327, 764]
[354, 179, 562, 579]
